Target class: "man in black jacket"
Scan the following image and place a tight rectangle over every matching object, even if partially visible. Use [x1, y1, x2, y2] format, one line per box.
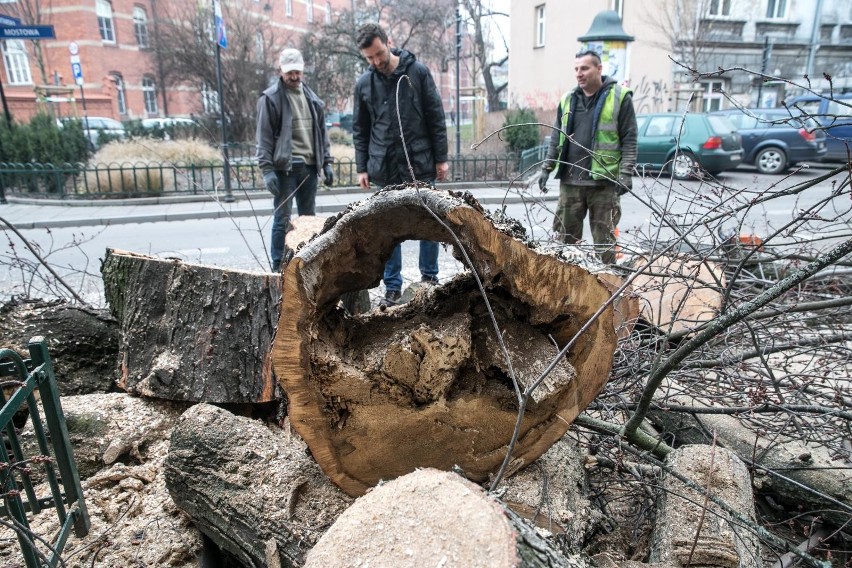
[256, 48, 334, 272]
[353, 23, 449, 307]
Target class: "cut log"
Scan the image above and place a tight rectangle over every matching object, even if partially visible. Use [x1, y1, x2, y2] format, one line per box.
[650, 444, 762, 568]
[649, 387, 852, 528]
[101, 249, 281, 403]
[631, 255, 724, 335]
[275, 186, 619, 496]
[164, 403, 353, 568]
[306, 468, 590, 568]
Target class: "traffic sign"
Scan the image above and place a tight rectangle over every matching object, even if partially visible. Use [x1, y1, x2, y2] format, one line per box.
[69, 41, 79, 55]
[0, 13, 22, 26]
[0, 25, 56, 40]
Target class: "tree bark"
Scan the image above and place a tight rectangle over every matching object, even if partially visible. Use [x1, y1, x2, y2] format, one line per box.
[101, 249, 281, 403]
[164, 403, 353, 568]
[275, 186, 619, 496]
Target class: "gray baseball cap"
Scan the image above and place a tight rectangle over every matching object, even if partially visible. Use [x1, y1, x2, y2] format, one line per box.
[279, 48, 304, 73]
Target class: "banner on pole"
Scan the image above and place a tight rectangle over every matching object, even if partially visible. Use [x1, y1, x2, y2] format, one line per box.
[213, 0, 227, 49]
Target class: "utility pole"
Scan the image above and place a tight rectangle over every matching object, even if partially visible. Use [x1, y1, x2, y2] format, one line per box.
[804, 0, 825, 84]
[455, 1, 461, 159]
[213, 0, 234, 202]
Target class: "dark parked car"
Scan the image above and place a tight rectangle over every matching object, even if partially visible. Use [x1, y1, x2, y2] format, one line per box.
[710, 108, 826, 174]
[636, 113, 743, 179]
[787, 93, 852, 162]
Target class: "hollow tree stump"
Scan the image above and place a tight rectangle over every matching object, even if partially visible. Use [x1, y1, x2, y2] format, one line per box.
[101, 249, 281, 403]
[274, 186, 619, 496]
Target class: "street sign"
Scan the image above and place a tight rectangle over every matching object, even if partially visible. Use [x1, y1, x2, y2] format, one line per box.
[0, 13, 22, 27]
[69, 41, 79, 55]
[0, 25, 56, 40]
[70, 55, 83, 86]
[213, 0, 227, 49]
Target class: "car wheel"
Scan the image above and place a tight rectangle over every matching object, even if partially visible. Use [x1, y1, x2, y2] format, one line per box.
[755, 147, 787, 175]
[670, 152, 699, 180]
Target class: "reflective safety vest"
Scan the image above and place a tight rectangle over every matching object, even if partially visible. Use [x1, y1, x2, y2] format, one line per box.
[555, 84, 630, 181]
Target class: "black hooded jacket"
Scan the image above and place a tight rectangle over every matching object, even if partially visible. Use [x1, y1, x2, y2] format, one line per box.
[353, 48, 448, 186]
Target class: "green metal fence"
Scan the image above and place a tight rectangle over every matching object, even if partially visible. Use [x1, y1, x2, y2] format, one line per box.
[0, 152, 522, 200]
[0, 338, 89, 568]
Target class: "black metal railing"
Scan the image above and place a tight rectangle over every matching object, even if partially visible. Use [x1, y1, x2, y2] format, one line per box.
[0, 152, 522, 200]
[0, 338, 90, 568]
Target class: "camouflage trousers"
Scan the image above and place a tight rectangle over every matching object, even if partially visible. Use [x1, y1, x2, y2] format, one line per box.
[552, 182, 622, 265]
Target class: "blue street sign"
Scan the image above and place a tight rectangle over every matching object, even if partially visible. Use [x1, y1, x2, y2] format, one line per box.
[0, 25, 56, 40]
[71, 62, 83, 83]
[0, 13, 22, 27]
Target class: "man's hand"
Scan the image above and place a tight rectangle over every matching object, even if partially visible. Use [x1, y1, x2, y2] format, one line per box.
[263, 171, 280, 197]
[323, 164, 334, 187]
[617, 173, 632, 195]
[436, 162, 449, 182]
[537, 170, 550, 193]
[358, 172, 370, 189]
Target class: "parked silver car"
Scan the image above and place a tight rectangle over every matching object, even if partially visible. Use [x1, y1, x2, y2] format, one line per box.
[59, 116, 126, 149]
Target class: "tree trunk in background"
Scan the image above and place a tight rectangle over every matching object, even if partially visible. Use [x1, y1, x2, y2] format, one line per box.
[101, 249, 281, 403]
[275, 186, 620, 496]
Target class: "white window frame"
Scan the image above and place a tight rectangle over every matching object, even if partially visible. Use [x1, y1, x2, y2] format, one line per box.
[534, 4, 545, 48]
[97, 0, 116, 43]
[133, 7, 149, 48]
[285, 0, 292, 17]
[143, 76, 158, 114]
[765, 0, 787, 19]
[201, 84, 220, 114]
[112, 73, 127, 115]
[307, 1, 313, 22]
[700, 80, 725, 112]
[708, 0, 731, 17]
[2, 40, 33, 85]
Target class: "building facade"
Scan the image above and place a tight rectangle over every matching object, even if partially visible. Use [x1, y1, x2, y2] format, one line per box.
[509, 0, 852, 114]
[0, 0, 345, 123]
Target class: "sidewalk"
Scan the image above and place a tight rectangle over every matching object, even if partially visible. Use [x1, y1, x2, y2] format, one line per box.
[1, 181, 548, 230]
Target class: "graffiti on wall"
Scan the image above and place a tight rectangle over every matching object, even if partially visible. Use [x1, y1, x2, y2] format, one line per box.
[631, 75, 670, 114]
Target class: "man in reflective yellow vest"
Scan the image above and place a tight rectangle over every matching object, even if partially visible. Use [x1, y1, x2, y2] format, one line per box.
[538, 50, 637, 265]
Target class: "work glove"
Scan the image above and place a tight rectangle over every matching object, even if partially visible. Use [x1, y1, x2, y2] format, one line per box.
[323, 164, 334, 187]
[263, 171, 280, 197]
[617, 173, 632, 195]
[538, 169, 550, 193]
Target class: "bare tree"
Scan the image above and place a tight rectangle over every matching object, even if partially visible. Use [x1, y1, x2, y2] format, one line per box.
[149, 2, 281, 142]
[459, 0, 508, 113]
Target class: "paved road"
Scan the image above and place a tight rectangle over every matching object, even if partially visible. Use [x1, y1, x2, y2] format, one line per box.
[1, 165, 847, 306]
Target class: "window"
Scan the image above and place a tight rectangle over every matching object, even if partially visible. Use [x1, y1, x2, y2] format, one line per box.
[325, 1, 331, 24]
[708, 0, 731, 16]
[97, 0, 116, 43]
[307, 1, 313, 22]
[766, 0, 786, 19]
[701, 80, 725, 111]
[111, 73, 127, 115]
[645, 116, 675, 137]
[255, 31, 264, 61]
[2, 40, 32, 85]
[143, 76, 158, 114]
[134, 7, 149, 48]
[285, 0, 292, 17]
[534, 5, 545, 48]
[201, 84, 220, 114]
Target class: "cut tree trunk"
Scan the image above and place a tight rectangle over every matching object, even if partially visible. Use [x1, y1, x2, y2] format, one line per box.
[631, 255, 724, 336]
[275, 186, 619, 496]
[164, 403, 353, 568]
[651, 444, 762, 568]
[649, 384, 852, 528]
[306, 468, 590, 568]
[101, 249, 281, 403]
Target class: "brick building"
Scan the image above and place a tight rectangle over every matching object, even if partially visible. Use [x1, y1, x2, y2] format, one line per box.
[0, 0, 348, 123]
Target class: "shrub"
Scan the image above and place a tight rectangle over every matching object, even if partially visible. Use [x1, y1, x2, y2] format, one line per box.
[0, 113, 89, 165]
[501, 108, 540, 154]
[84, 138, 222, 195]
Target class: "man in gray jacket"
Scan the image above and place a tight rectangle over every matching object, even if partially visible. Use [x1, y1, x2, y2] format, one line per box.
[256, 48, 333, 272]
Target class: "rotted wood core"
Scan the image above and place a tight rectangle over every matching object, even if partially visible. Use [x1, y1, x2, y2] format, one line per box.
[275, 187, 619, 496]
